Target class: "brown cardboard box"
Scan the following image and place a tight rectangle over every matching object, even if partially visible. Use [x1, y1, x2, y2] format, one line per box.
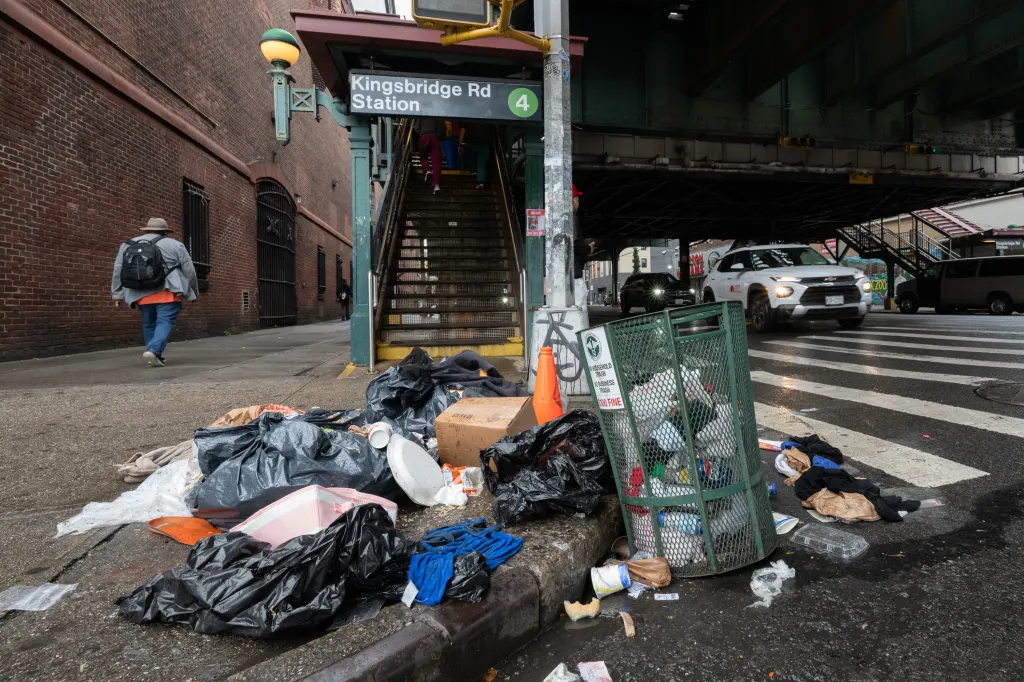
[434, 397, 537, 468]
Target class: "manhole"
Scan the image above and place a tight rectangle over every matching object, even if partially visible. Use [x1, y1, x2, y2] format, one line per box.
[975, 382, 1024, 405]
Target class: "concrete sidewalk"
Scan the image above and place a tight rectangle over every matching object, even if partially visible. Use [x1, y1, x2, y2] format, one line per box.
[0, 321, 616, 682]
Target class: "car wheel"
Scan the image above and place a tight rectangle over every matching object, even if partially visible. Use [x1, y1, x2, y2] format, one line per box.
[838, 317, 864, 329]
[989, 293, 1013, 316]
[703, 289, 715, 303]
[701, 289, 719, 326]
[750, 292, 776, 333]
[898, 295, 919, 314]
[620, 299, 630, 316]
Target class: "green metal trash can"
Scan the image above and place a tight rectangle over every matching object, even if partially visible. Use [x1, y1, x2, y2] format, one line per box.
[579, 301, 777, 577]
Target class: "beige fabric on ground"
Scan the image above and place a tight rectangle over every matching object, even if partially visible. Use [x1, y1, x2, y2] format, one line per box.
[209, 404, 303, 428]
[118, 440, 195, 483]
[802, 488, 880, 523]
[782, 448, 812, 486]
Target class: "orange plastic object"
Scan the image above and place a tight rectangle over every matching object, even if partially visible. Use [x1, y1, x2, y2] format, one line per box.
[148, 516, 223, 546]
[533, 347, 564, 425]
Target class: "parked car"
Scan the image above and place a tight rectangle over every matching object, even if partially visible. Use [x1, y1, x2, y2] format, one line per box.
[702, 244, 873, 332]
[619, 273, 696, 314]
[896, 255, 1024, 315]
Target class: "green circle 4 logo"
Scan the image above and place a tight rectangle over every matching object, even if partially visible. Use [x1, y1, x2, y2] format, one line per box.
[584, 333, 601, 360]
[508, 88, 539, 118]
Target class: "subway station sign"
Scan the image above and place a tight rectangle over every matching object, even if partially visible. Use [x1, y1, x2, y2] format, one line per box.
[348, 70, 542, 122]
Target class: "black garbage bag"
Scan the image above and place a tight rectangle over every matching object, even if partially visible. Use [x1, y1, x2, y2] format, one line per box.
[444, 551, 490, 603]
[118, 505, 417, 638]
[189, 412, 401, 527]
[480, 411, 612, 526]
[364, 348, 437, 421]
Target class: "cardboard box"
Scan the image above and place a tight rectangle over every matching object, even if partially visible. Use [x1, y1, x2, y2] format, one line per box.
[434, 397, 537, 468]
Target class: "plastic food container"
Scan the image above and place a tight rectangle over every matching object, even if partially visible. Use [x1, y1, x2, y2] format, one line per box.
[790, 524, 869, 560]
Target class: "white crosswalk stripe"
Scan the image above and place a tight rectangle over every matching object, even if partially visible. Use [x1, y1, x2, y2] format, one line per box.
[838, 330, 1024, 344]
[764, 340, 1024, 369]
[747, 349, 997, 385]
[754, 403, 988, 487]
[750, 370, 1024, 438]
[797, 334, 1024, 356]
[864, 325, 1024, 336]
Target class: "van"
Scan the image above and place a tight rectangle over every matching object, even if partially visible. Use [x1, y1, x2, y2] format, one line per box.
[896, 256, 1024, 315]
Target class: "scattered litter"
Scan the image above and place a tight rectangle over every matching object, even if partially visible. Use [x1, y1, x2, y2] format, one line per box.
[543, 664, 582, 682]
[654, 592, 679, 601]
[367, 421, 393, 449]
[772, 512, 799, 535]
[481, 411, 612, 526]
[117, 440, 195, 483]
[791, 524, 870, 560]
[148, 517, 222, 546]
[774, 453, 798, 478]
[232, 486, 398, 548]
[483, 669, 498, 682]
[592, 564, 631, 597]
[883, 553, 906, 558]
[401, 582, 419, 607]
[626, 581, 651, 598]
[387, 435, 444, 506]
[210, 404, 302, 428]
[919, 499, 944, 509]
[898, 510, 909, 518]
[618, 557, 671, 588]
[441, 464, 484, 497]
[611, 536, 630, 561]
[805, 509, 837, 523]
[57, 459, 199, 536]
[619, 612, 635, 638]
[758, 439, 783, 452]
[578, 661, 613, 682]
[922, 434, 931, 439]
[799, 408, 818, 413]
[433, 485, 468, 507]
[0, 583, 77, 611]
[748, 560, 795, 608]
[564, 598, 601, 621]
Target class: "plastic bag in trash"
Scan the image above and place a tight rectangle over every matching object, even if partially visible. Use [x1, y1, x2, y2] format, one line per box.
[445, 552, 490, 603]
[748, 560, 795, 608]
[480, 411, 612, 526]
[188, 412, 401, 527]
[118, 504, 417, 638]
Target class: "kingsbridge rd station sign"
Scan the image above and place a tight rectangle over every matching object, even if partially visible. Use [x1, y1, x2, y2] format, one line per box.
[348, 70, 542, 122]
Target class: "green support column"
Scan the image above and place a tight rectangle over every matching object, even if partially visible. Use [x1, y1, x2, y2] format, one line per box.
[524, 136, 545, 352]
[349, 121, 372, 366]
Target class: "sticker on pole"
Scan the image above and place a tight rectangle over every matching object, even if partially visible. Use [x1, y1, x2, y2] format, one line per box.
[582, 327, 623, 410]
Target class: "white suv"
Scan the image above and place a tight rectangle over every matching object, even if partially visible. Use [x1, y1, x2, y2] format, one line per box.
[703, 244, 873, 332]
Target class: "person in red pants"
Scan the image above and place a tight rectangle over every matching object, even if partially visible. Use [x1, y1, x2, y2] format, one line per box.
[415, 119, 445, 194]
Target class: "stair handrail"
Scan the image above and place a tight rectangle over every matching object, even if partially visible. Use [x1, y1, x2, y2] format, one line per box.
[493, 128, 525, 328]
[372, 118, 414, 330]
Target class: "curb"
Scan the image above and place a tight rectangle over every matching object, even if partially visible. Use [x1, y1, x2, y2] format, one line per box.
[229, 499, 623, 682]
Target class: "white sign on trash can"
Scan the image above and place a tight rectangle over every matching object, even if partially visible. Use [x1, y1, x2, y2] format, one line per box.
[582, 327, 623, 410]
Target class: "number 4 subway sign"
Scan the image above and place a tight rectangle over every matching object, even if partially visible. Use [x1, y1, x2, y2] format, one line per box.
[348, 70, 542, 122]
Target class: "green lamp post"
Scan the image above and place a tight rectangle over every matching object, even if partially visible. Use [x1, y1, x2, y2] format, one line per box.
[259, 28, 373, 366]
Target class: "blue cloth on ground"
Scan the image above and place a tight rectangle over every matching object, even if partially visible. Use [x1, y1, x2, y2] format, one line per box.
[781, 441, 801, 451]
[409, 518, 523, 605]
[812, 455, 841, 471]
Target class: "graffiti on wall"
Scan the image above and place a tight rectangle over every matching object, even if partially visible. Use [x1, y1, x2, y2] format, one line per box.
[529, 310, 589, 396]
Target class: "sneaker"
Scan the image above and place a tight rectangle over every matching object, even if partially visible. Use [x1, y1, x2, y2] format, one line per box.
[424, 171, 433, 185]
[433, 185, 441, 195]
[143, 350, 165, 367]
[476, 183, 486, 190]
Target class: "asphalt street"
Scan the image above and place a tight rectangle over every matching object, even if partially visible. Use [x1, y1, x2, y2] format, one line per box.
[490, 308, 1024, 682]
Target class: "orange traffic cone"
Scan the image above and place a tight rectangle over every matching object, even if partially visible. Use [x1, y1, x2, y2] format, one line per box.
[533, 346, 565, 425]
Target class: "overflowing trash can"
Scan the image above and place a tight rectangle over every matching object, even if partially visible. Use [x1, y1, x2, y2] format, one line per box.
[579, 301, 777, 576]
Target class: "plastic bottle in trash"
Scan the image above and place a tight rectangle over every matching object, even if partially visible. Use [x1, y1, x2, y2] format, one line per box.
[656, 511, 703, 535]
[767, 482, 777, 498]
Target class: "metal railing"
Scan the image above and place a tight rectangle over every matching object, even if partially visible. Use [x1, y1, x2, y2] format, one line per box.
[371, 118, 414, 331]
[839, 218, 958, 276]
[493, 128, 526, 338]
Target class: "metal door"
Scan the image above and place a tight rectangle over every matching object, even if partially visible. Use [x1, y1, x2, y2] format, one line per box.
[256, 180, 297, 326]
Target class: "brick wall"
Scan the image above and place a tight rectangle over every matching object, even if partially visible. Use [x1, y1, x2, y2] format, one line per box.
[0, 0, 353, 360]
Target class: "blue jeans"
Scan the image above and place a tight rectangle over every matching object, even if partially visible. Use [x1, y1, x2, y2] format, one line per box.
[441, 138, 460, 170]
[140, 302, 182, 356]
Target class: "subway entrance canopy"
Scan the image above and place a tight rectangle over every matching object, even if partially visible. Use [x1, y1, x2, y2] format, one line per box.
[293, 2, 1024, 243]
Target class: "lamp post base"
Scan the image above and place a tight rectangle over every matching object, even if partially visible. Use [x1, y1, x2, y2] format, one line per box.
[528, 305, 590, 397]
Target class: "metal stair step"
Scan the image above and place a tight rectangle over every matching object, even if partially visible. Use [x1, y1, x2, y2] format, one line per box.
[393, 261, 509, 270]
[381, 321, 518, 330]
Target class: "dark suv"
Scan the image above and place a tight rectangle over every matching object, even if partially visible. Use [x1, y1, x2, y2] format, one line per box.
[620, 273, 696, 314]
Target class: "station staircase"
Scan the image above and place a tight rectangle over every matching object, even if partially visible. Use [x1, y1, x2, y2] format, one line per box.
[835, 214, 960, 277]
[371, 120, 525, 361]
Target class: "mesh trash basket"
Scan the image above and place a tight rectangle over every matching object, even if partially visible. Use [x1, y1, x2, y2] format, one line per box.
[579, 301, 777, 577]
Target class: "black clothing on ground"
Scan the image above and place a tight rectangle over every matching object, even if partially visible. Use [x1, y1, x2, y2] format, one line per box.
[788, 434, 844, 464]
[795, 466, 920, 522]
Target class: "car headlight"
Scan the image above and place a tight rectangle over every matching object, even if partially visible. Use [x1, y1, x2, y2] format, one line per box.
[775, 285, 794, 298]
[688, 288, 695, 294]
[653, 289, 664, 296]
[773, 276, 802, 283]
[860, 281, 872, 293]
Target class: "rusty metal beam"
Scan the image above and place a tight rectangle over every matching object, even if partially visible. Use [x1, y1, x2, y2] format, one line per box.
[685, 0, 796, 96]
[824, 0, 1017, 107]
[745, 0, 892, 99]
[871, 0, 1024, 109]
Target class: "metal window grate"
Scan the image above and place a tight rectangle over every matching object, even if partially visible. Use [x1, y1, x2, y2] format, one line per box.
[241, 290, 250, 311]
[335, 254, 344, 298]
[182, 179, 210, 290]
[256, 179, 297, 327]
[317, 246, 327, 301]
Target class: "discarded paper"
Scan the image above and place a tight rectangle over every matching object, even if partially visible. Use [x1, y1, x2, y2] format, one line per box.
[578, 661, 613, 682]
[0, 583, 77, 611]
[543, 664, 582, 682]
[654, 592, 679, 601]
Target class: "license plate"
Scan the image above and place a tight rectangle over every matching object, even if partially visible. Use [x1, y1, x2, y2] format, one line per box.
[825, 295, 844, 306]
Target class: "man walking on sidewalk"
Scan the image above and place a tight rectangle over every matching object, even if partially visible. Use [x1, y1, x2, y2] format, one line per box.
[111, 217, 199, 367]
[337, 277, 352, 321]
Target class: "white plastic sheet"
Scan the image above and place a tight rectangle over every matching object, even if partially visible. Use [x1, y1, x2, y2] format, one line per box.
[56, 459, 199, 537]
[0, 583, 76, 611]
[543, 664, 582, 682]
[748, 560, 795, 608]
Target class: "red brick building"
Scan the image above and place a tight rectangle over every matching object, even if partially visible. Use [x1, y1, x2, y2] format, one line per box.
[0, 0, 355, 360]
